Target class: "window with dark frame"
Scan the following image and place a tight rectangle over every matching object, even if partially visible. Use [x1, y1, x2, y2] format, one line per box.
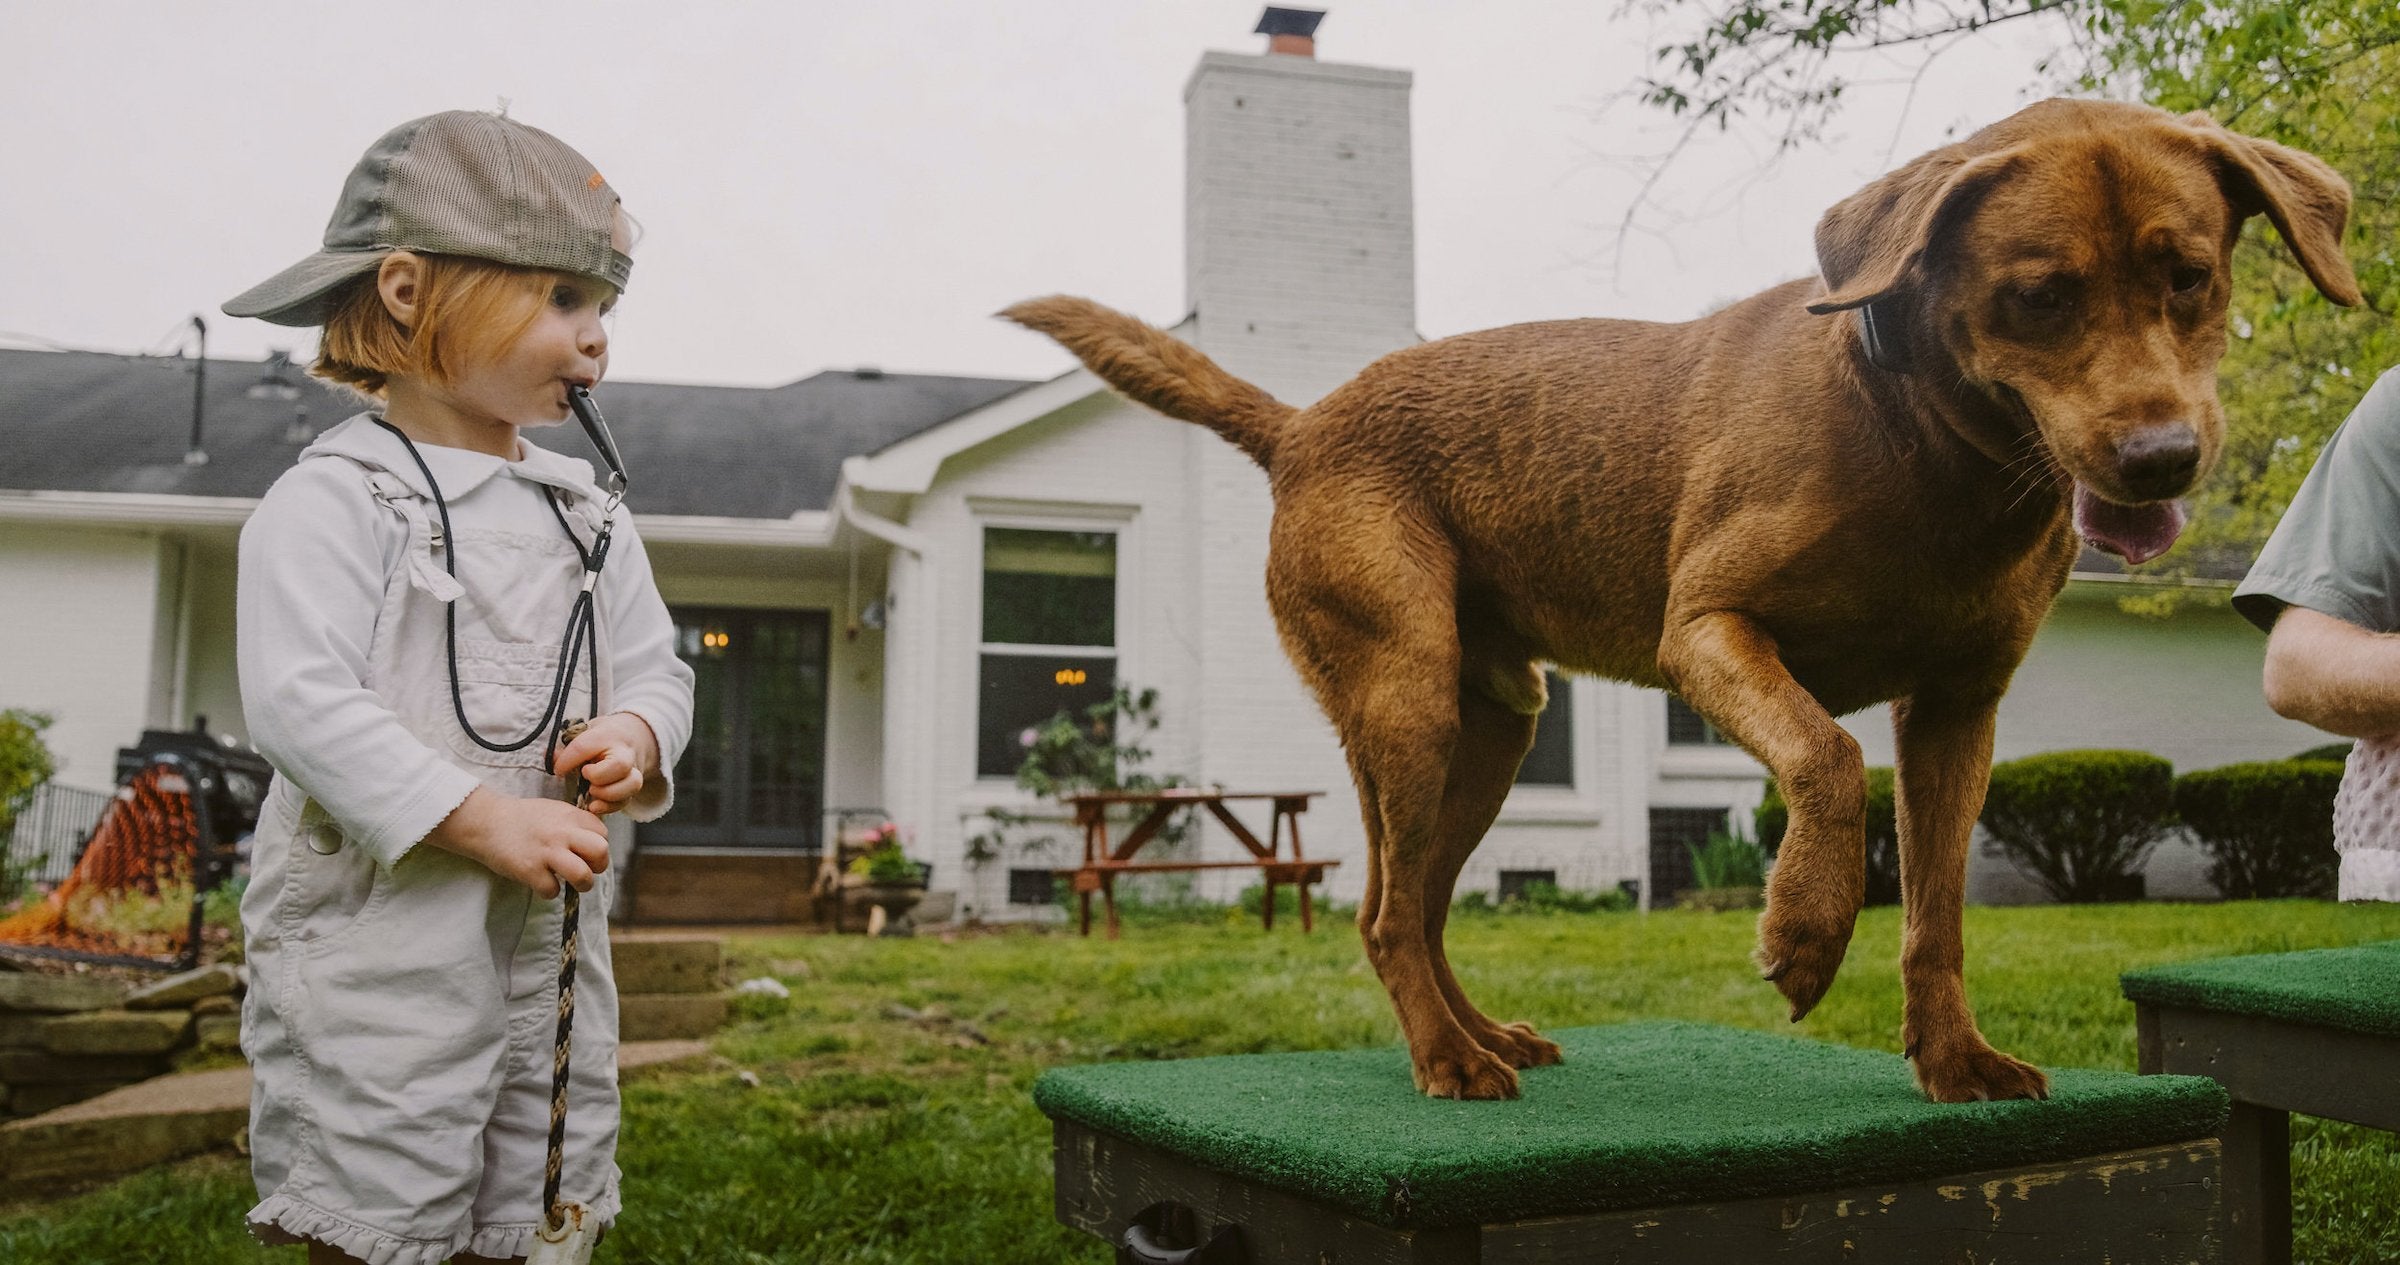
[1515, 669, 1573, 786]
[643, 608, 829, 851]
[1008, 867, 1060, 907]
[1666, 694, 1732, 746]
[977, 527, 1119, 778]
[1648, 806, 1731, 900]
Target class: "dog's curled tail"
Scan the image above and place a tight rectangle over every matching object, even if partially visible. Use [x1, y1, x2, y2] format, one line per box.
[1000, 296, 1293, 470]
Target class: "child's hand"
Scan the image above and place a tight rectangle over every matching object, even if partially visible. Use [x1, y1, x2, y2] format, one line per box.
[427, 787, 611, 898]
[553, 712, 661, 816]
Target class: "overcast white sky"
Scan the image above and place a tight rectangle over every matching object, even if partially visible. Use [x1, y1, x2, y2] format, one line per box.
[1, 1, 2071, 389]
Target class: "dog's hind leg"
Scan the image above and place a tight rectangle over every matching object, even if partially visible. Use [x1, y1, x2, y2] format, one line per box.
[1421, 650, 1563, 1070]
[1270, 512, 1519, 1100]
[1892, 688, 2049, 1102]
[1657, 609, 1867, 1022]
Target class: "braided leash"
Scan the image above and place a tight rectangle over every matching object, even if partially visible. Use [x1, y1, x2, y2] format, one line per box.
[537, 718, 592, 1257]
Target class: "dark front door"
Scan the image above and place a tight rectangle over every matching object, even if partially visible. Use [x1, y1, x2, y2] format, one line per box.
[640, 607, 828, 851]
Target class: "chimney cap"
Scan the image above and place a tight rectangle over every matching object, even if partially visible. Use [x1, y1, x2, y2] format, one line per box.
[1254, 6, 1325, 38]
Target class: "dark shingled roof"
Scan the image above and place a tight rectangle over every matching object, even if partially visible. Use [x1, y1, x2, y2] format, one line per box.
[0, 348, 1033, 519]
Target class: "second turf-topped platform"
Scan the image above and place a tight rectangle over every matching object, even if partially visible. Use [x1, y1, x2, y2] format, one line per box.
[2120, 938, 2400, 1039]
[1037, 1021, 2227, 1230]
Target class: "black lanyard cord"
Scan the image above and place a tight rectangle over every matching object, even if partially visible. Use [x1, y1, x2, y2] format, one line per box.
[371, 419, 612, 763]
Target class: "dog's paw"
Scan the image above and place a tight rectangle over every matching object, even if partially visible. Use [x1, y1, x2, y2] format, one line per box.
[1478, 1022, 1563, 1070]
[1754, 904, 1856, 1022]
[1911, 1041, 2051, 1103]
[1413, 1042, 1521, 1100]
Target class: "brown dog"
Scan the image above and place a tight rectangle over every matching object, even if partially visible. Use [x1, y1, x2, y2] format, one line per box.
[1004, 99, 2362, 1102]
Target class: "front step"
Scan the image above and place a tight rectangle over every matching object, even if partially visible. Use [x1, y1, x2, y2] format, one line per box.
[613, 934, 730, 1041]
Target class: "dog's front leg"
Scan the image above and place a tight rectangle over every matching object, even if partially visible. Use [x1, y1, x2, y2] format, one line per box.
[1658, 610, 1865, 1020]
[1892, 690, 2050, 1102]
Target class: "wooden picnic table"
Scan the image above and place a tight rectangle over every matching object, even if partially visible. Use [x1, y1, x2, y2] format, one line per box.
[1058, 789, 1334, 938]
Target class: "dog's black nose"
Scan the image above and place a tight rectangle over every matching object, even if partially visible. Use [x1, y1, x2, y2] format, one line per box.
[2113, 424, 2200, 499]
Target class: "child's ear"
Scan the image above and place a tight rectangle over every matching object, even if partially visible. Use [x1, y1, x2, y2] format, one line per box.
[375, 252, 423, 330]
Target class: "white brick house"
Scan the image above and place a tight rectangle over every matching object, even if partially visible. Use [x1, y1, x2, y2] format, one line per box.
[1, 16, 2326, 920]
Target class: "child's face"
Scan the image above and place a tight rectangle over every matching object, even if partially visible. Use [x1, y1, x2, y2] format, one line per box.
[446, 276, 617, 430]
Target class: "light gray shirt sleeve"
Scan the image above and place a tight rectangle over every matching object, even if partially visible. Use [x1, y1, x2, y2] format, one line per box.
[2233, 369, 2400, 636]
[596, 515, 693, 822]
[236, 460, 481, 868]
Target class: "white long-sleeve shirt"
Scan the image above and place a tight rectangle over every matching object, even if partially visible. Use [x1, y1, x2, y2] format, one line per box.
[236, 414, 694, 868]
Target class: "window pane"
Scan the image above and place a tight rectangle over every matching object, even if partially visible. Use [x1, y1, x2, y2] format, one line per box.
[1649, 807, 1730, 899]
[667, 614, 732, 827]
[1516, 670, 1573, 785]
[978, 652, 1116, 777]
[1009, 868, 1059, 906]
[983, 528, 1116, 646]
[1667, 695, 1730, 746]
[744, 615, 827, 835]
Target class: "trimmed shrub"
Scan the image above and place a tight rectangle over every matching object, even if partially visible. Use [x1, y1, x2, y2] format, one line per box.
[1980, 749, 2173, 903]
[2292, 742, 2354, 765]
[2174, 760, 2342, 899]
[1755, 766, 1900, 905]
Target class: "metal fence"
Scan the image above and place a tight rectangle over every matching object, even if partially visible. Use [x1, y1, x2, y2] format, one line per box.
[3, 781, 115, 891]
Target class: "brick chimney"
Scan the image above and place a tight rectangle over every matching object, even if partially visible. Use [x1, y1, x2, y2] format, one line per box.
[1183, 7, 1415, 404]
[1177, 9, 1416, 833]
[1257, 6, 1323, 57]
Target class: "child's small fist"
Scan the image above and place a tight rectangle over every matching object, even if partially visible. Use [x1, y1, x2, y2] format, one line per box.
[554, 712, 662, 816]
[428, 788, 610, 897]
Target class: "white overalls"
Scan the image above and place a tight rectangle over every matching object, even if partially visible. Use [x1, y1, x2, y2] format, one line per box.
[237, 415, 692, 1264]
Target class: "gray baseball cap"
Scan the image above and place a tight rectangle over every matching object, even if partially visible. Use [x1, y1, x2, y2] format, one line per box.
[224, 111, 631, 327]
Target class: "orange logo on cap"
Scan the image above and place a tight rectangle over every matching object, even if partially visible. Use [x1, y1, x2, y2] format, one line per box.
[587, 171, 605, 190]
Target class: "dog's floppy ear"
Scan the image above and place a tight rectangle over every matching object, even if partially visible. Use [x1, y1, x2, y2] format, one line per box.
[2178, 112, 2364, 308]
[1807, 148, 2024, 316]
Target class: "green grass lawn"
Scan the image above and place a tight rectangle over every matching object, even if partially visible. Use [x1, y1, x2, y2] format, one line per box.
[4, 899, 2397, 1263]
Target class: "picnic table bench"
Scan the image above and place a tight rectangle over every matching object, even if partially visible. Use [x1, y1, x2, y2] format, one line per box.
[1058, 789, 1335, 937]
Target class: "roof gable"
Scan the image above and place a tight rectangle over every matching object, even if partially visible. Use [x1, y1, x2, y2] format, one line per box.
[0, 349, 1030, 519]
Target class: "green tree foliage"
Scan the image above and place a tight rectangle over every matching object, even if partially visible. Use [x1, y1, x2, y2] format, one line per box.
[2173, 758, 2342, 898]
[1981, 749, 2175, 901]
[1628, 0, 2399, 606]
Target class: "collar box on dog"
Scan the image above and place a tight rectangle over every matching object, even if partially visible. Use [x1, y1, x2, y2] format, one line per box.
[1038, 1021, 2229, 1263]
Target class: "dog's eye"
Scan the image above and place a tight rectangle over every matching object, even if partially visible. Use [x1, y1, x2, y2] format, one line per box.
[2170, 264, 2211, 294]
[2015, 284, 2066, 312]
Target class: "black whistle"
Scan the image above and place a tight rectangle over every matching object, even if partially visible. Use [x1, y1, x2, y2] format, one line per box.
[567, 385, 630, 496]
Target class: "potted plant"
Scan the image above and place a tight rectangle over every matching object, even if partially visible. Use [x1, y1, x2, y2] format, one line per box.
[843, 824, 926, 935]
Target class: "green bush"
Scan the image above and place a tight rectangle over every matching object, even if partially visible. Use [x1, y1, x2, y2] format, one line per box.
[1687, 832, 1766, 890]
[2175, 760, 2342, 899]
[2293, 742, 2355, 765]
[0, 709, 57, 904]
[1755, 766, 1900, 905]
[1453, 882, 1633, 915]
[1981, 749, 2173, 903]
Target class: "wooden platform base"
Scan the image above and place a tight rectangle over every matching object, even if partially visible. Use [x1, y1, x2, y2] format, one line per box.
[1053, 1120, 2224, 1264]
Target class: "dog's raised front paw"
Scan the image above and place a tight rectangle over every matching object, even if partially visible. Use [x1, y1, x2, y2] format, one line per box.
[1754, 903, 1856, 1022]
[1413, 1041, 1521, 1100]
[1911, 1041, 2050, 1103]
[1478, 1021, 1563, 1070]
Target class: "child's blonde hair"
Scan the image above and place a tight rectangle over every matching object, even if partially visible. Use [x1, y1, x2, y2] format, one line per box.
[312, 252, 558, 398]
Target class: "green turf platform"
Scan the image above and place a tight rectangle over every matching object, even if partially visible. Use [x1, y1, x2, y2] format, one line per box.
[1033, 1021, 2227, 1230]
[2120, 940, 2400, 1039]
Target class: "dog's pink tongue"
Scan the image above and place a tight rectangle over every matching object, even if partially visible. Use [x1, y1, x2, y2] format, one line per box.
[2072, 483, 2187, 565]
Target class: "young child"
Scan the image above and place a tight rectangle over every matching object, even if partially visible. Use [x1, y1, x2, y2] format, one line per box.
[224, 111, 694, 1265]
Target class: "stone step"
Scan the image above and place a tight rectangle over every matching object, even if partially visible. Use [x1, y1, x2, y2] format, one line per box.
[0, 1041, 713, 1187]
[0, 1050, 170, 1085]
[611, 935, 724, 995]
[0, 973, 125, 1014]
[124, 964, 241, 1011]
[619, 991, 729, 1042]
[43, 1009, 193, 1056]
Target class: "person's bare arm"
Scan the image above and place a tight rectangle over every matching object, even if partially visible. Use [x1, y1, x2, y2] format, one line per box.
[2262, 605, 2400, 738]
